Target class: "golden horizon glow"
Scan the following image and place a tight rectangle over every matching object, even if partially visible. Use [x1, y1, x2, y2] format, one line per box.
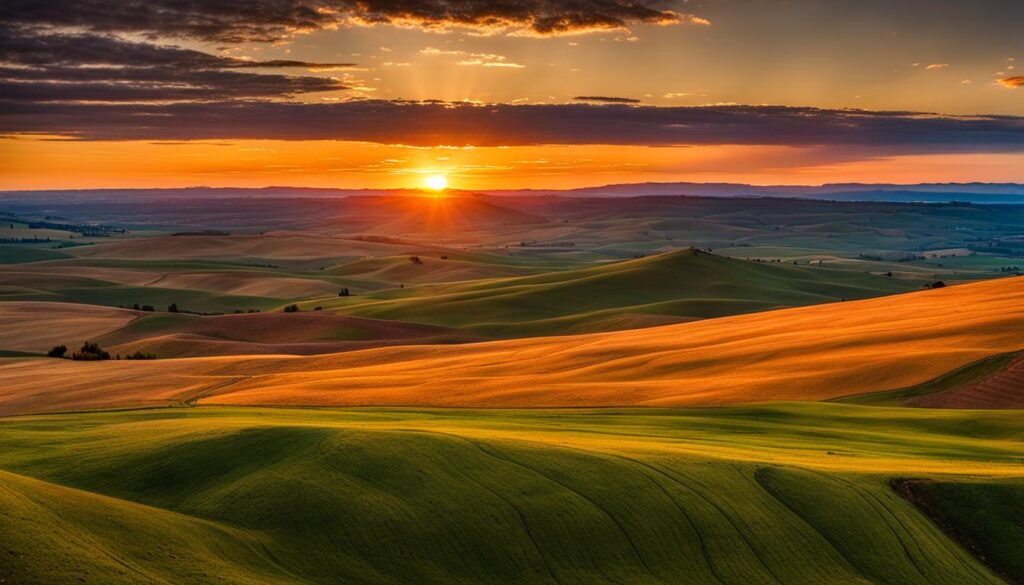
[4, 136, 1024, 191]
[423, 174, 449, 191]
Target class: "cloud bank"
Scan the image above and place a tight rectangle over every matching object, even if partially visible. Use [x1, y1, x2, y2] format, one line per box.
[4, 100, 1022, 156]
[0, 0, 695, 42]
[0, 28, 351, 102]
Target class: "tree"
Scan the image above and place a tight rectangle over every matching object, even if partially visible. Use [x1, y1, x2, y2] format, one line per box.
[72, 341, 110, 361]
[339, 288, 350, 297]
[283, 304, 300, 313]
[168, 303, 179, 313]
[46, 345, 67, 358]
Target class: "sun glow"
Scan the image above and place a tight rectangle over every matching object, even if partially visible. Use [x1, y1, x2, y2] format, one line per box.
[423, 174, 448, 191]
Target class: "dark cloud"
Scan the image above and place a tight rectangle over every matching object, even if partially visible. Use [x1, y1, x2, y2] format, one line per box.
[0, 29, 349, 102]
[574, 96, 642, 104]
[0, 0, 690, 42]
[0, 74, 341, 102]
[0, 28, 355, 69]
[4, 100, 1022, 155]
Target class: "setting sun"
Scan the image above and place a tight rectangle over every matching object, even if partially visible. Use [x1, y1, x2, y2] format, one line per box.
[423, 175, 448, 191]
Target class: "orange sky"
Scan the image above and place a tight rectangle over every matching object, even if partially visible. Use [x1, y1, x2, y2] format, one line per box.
[4, 136, 1024, 190]
[3, 0, 1023, 190]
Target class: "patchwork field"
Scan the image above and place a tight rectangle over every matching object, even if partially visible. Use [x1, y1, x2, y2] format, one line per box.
[2, 192, 1024, 585]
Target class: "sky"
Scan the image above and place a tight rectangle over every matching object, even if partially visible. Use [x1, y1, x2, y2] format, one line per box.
[1, 0, 1023, 190]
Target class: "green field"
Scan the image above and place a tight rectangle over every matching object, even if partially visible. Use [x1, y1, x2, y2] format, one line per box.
[304, 249, 915, 336]
[1, 403, 1020, 584]
[0, 244, 72, 264]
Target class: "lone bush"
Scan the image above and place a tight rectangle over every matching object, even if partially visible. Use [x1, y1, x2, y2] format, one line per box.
[46, 345, 67, 358]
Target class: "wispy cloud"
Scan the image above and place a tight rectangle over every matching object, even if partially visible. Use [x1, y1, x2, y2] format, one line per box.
[420, 47, 525, 68]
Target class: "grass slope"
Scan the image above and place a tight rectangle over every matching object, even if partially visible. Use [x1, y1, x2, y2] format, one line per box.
[895, 479, 1024, 583]
[0, 404, 1015, 584]
[310, 249, 915, 336]
[1, 276, 1021, 415]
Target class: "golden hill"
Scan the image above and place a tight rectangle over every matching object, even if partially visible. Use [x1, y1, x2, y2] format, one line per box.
[0, 277, 1021, 415]
[0, 302, 138, 354]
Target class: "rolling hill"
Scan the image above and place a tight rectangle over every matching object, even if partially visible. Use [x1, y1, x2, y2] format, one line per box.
[96, 311, 482, 357]
[0, 301, 139, 354]
[0, 404, 1018, 584]
[0, 275, 1020, 416]
[312, 249, 916, 336]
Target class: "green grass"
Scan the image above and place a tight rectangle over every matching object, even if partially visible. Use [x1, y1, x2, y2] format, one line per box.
[2, 285, 282, 314]
[0, 403, 1018, 584]
[0, 349, 42, 358]
[0, 244, 71, 264]
[894, 479, 1024, 583]
[305, 249, 915, 336]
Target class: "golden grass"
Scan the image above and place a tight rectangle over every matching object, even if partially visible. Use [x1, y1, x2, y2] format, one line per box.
[0, 301, 138, 353]
[1, 277, 1022, 415]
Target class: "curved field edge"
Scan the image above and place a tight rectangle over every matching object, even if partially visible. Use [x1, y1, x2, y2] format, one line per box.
[0, 404, 1020, 584]
[838, 350, 1024, 408]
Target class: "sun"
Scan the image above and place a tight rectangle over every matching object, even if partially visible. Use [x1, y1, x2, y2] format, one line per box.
[423, 174, 448, 192]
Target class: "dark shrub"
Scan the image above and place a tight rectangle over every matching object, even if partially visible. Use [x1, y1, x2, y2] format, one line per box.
[283, 304, 300, 313]
[46, 345, 67, 358]
[72, 341, 110, 361]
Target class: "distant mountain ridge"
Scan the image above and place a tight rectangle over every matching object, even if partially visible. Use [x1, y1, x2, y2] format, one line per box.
[3, 182, 1024, 204]
[482, 182, 1024, 203]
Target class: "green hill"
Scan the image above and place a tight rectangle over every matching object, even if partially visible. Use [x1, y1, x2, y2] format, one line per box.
[310, 248, 915, 336]
[0, 404, 1014, 585]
